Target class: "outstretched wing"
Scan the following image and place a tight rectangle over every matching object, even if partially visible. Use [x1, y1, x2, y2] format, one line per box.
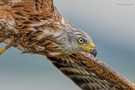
[47, 53, 135, 90]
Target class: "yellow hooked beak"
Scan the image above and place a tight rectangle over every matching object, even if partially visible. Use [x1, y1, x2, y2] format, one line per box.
[80, 42, 95, 52]
[80, 42, 97, 57]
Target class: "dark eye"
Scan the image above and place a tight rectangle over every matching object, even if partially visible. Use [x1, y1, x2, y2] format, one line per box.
[78, 37, 85, 44]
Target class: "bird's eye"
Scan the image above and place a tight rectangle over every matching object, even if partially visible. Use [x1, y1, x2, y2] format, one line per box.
[78, 37, 85, 44]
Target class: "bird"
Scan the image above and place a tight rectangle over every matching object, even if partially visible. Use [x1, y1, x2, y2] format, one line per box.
[0, 0, 135, 90]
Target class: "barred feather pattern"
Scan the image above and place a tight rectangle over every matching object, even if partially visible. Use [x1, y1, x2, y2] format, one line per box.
[47, 53, 135, 90]
[0, 0, 64, 55]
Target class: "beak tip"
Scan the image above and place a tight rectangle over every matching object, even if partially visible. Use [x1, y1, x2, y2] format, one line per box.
[90, 48, 97, 57]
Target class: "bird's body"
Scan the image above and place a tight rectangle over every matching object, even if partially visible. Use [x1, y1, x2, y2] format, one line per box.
[0, 0, 135, 90]
[0, 1, 62, 55]
[0, 1, 95, 56]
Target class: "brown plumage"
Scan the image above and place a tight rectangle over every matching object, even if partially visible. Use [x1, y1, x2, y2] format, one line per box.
[0, 0, 135, 90]
[48, 53, 135, 90]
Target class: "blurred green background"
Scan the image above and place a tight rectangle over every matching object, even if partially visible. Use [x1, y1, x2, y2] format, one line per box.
[0, 0, 135, 90]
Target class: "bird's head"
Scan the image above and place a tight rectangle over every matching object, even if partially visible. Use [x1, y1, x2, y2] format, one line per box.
[71, 30, 97, 57]
[48, 25, 97, 57]
[77, 34, 97, 57]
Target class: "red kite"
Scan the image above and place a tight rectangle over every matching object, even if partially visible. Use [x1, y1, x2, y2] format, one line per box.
[0, 0, 135, 90]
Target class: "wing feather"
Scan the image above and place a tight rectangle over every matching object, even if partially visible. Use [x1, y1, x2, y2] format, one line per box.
[0, 0, 25, 4]
[0, 0, 56, 18]
[47, 53, 135, 90]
